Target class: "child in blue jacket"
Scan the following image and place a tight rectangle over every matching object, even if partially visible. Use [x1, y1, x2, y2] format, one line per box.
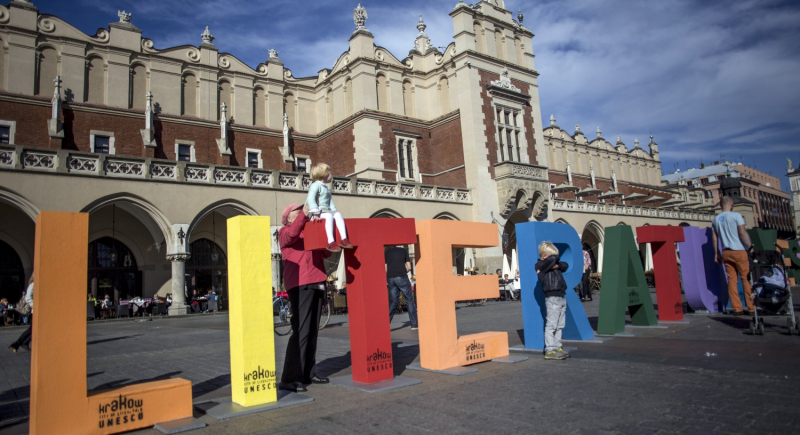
[306, 163, 352, 252]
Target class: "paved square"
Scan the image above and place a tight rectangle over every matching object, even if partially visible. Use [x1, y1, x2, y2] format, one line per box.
[2, 289, 799, 434]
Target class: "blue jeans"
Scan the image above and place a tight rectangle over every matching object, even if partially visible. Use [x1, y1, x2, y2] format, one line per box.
[388, 276, 417, 327]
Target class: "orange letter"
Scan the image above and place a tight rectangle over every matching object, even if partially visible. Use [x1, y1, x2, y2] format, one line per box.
[415, 220, 509, 370]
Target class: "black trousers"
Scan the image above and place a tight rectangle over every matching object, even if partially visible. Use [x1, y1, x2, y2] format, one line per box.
[281, 284, 324, 384]
[12, 315, 32, 348]
[580, 271, 592, 299]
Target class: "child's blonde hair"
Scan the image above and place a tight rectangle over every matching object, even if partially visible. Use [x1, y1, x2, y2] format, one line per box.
[538, 241, 558, 257]
[310, 163, 331, 182]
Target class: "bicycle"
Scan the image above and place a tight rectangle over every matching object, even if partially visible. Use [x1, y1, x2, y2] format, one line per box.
[273, 289, 331, 336]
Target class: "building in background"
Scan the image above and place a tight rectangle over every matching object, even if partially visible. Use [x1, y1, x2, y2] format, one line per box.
[788, 159, 800, 236]
[0, 1, 712, 310]
[662, 161, 794, 238]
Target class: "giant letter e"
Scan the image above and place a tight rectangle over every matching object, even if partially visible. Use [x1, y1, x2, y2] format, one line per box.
[415, 220, 509, 370]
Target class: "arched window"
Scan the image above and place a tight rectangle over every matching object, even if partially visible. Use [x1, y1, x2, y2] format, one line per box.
[515, 37, 525, 66]
[473, 23, 485, 53]
[0, 240, 25, 303]
[438, 77, 450, 114]
[186, 238, 227, 307]
[376, 74, 388, 112]
[344, 78, 353, 117]
[402, 80, 414, 117]
[36, 47, 58, 96]
[283, 93, 295, 129]
[86, 56, 105, 104]
[88, 237, 140, 301]
[130, 64, 146, 109]
[326, 88, 334, 127]
[494, 30, 505, 60]
[218, 80, 231, 120]
[253, 87, 266, 126]
[181, 73, 196, 116]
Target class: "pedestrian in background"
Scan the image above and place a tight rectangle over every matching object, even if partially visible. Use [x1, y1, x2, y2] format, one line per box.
[386, 245, 417, 330]
[9, 275, 33, 353]
[581, 247, 593, 302]
[712, 196, 755, 315]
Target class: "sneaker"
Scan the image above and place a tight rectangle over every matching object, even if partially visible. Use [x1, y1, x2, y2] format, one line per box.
[326, 242, 341, 252]
[339, 238, 354, 249]
[20, 344, 30, 352]
[8, 344, 18, 354]
[410, 326, 419, 330]
[557, 347, 570, 358]
[544, 350, 564, 360]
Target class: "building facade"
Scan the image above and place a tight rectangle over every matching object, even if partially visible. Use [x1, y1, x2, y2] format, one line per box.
[662, 161, 794, 238]
[0, 0, 711, 311]
[788, 160, 800, 236]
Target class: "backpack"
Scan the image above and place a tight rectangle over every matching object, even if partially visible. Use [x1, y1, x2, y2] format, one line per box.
[16, 294, 31, 316]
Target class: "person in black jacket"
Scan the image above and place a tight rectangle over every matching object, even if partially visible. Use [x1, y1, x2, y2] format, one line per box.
[535, 242, 569, 360]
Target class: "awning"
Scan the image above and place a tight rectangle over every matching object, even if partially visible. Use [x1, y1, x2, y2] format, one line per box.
[681, 200, 701, 207]
[550, 183, 580, 193]
[643, 195, 666, 203]
[622, 193, 647, 201]
[660, 198, 685, 207]
[575, 187, 603, 196]
[597, 190, 624, 199]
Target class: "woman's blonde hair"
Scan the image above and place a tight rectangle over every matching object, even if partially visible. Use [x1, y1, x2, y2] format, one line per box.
[310, 162, 331, 182]
[538, 241, 558, 257]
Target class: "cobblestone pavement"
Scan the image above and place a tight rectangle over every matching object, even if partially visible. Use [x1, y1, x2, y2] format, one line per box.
[1, 289, 799, 434]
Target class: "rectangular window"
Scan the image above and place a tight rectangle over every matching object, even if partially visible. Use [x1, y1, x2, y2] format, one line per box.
[398, 140, 406, 178]
[297, 159, 307, 173]
[494, 106, 521, 163]
[406, 142, 414, 179]
[0, 127, 9, 144]
[497, 126, 505, 161]
[506, 130, 513, 162]
[177, 145, 191, 162]
[247, 152, 259, 168]
[94, 136, 110, 154]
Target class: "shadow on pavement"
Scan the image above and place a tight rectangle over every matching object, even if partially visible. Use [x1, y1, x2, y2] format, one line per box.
[87, 334, 144, 345]
[315, 341, 420, 378]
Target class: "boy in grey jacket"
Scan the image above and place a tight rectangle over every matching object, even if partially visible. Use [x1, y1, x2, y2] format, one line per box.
[535, 242, 569, 360]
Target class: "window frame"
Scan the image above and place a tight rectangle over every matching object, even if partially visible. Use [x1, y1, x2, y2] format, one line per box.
[295, 154, 311, 173]
[0, 120, 16, 144]
[174, 140, 196, 162]
[394, 135, 420, 182]
[493, 104, 523, 163]
[245, 148, 263, 169]
[89, 130, 115, 155]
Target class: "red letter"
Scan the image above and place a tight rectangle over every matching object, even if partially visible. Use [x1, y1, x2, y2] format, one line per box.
[636, 226, 686, 321]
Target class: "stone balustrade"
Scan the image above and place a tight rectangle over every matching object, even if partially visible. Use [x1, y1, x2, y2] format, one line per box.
[551, 197, 712, 222]
[0, 145, 472, 204]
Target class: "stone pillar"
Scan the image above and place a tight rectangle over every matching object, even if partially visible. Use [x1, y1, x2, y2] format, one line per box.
[167, 253, 191, 315]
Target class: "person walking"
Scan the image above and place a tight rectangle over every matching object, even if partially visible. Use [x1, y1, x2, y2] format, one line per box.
[580, 248, 593, 302]
[385, 245, 417, 330]
[712, 196, 755, 315]
[278, 203, 331, 393]
[9, 275, 33, 353]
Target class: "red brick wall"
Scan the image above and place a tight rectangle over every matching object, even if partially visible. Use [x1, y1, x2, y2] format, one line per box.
[376, 117, 467, 188]
[0, 99, 52, 147]
[316, 125, 356, 177]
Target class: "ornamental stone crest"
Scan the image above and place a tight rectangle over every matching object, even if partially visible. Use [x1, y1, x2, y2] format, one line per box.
[490, 67, 521, 92]
[353, 3, 368, 30]
[118, 10, 132, 23]
[201, 26, 214, 44]
[269, 48, 279, 59]
[414, 14, 432, 53]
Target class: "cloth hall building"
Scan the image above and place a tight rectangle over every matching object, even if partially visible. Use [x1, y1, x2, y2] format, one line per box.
[0, 0, 712, 312]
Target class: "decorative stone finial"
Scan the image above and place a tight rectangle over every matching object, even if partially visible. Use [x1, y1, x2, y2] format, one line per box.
[518, 8, 524, 25]
[51, 76, 62, 120]
[650, 133, 654, 142]
[575, 124, 581, 133]
[634, 137, 640, 148]
[616, 134, 622, 143]
[597, 126, 602, 137]
[201, 26, 214, 44]
[144, 91, 153, 129]
[269, 48, 279, 59]
[118, 10, 132, 23]
[550, 114, 556, 126]
[414, 14, 433, 53]
[353, 3, 368, 30]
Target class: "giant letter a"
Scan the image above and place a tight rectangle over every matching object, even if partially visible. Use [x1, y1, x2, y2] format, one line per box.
[597, 225, 658, 335]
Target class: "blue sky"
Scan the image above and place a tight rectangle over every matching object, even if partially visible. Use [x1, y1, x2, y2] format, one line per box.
[29, 0, 800, 193]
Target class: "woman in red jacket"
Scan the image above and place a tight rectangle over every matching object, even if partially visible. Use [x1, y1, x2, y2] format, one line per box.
[278, 203, 331, 392]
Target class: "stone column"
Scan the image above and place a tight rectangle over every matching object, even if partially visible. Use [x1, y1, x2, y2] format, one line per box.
[167, 253, 191, 315]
